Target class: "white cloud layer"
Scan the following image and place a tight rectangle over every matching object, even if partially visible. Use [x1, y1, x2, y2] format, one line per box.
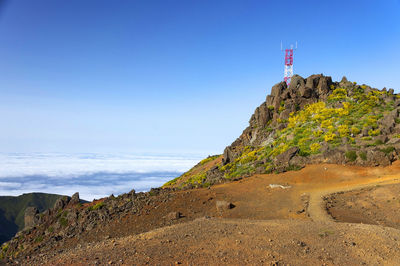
[0, 152, 204, 201]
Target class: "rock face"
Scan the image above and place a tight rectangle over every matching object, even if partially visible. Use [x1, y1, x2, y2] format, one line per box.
[176, 74, 400, 189]
[275, 146, 299, 166]
[24, 207, 39, 229]
[223, 74, 334, 165]
[70, 192, 80, 205]
[53, 196, 70, 211]
[2, 189, 176, 261]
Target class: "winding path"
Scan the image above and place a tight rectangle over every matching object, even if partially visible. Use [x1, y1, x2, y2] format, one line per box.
[306, 174, 400, 222]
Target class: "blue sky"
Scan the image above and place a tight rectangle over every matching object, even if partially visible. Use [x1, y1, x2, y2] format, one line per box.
[0, 0, 399, 154]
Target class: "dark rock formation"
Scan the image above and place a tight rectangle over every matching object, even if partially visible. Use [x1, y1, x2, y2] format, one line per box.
[53, 196, 70, 211]
[70, 192, 80, 205]
[24, 207, 39, 229]
[223, 74, 333, 166]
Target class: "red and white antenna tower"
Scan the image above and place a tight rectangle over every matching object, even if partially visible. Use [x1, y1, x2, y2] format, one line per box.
[281, 41, 297, 86]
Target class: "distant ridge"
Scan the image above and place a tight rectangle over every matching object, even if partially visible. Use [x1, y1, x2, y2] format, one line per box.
[0, 193, 63, 245]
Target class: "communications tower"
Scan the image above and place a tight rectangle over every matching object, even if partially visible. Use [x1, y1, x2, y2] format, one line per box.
[281, 41, 297, 86]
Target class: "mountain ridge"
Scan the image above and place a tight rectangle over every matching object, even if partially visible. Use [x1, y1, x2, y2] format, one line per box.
[164, 74, 400, 188]
[2, 73, 400, 263]
[0, 193, 64, 245]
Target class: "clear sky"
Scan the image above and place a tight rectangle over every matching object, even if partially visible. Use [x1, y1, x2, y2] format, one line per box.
[0, 0, 399, 154]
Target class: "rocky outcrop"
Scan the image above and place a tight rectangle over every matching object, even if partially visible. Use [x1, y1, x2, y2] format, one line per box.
[53, 196, 70, 211]
[2, 189, 176, 261]
[223, 74, 333, 166]
[274, 146, 299, 166]
[70, 192, 80, 205]
[171, 74, 400, 190]
[24, 207, 39, 229]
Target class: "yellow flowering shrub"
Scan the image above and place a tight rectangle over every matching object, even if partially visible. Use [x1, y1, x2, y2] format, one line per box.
[368, 129, 380, 136]
[324, 133, 336, 142]
[338, 125, 349, 137]
[351, 126, 360, 135]
[310, 143, 321, 153]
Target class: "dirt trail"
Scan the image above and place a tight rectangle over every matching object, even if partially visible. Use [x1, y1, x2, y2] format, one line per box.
[13, 162, 400, 265]
[306, 174, 400, 222]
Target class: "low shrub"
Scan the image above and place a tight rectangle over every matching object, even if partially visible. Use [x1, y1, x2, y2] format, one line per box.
[345, 150, 357, 162]
[359, 151, 367, 161]
[381, 146, 395, 155]
[88, 202, 104, 211]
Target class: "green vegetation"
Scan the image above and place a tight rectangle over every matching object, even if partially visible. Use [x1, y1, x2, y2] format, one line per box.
[199, 155, 220, 165]
[0, 193, 63, 245]
[163, 155, 221, 188]
[88, 202, 104, 211]
[0, 243, 8, 259]
[57, 210, 69, 227]
[345, 151, 357, 162]
[163, 176, 180, 187]
[220, 84, 394, 178]
[58, 217, 68, 227]
[163, 80, 398, 188]
[34, 235, 44, 243]
[381, 146, 395, 155]
[359, 151, 367, 161]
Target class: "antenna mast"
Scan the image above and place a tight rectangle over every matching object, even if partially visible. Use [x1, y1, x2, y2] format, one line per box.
[281, 41, 297, 86]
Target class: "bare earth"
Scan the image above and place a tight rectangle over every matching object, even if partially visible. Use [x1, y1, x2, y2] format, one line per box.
[20, 162, 400, 265]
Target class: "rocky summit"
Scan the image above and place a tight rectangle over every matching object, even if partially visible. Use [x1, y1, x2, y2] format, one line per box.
[165, 74, 400, 189]
[2, 74, 400, 265]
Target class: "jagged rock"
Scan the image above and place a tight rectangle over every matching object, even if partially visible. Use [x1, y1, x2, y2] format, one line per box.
[317, 75, 333, 97]
[306, 74, 321, 88]
[70, 192, 80, 205]
[274, 147, 299, 166]
[53, 196, 70, 211]
[271, 82, 286, 97]
[24, 207, 39, 229]
[250, 102, 272, 128]
[300, 86, 313, 98]
[67, 211, 78, 223]
[375, 135, 388, 144]
[367, 150, 391, 166]
[288, 75, 305, 91]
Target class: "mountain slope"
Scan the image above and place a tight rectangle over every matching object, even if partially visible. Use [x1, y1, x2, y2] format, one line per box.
[0, 193, 63, 245]
[165, 74, 400, 189]
[2, 73, 400, 263]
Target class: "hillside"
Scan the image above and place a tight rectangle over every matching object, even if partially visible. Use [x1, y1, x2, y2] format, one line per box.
[2, 74, 400, 264]
[165, 74, 400, 189]
[0, 193, 63, 245]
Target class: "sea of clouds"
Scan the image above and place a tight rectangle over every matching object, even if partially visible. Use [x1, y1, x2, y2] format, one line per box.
[0, 152, 205, 201]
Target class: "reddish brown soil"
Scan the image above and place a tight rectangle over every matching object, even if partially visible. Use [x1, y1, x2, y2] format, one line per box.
[14, 162, 400, 265]
[326, 183, 400, 228]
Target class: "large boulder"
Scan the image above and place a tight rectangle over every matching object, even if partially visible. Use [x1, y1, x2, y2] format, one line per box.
[70, 192, 80, 205]
[270, 82, 286, 97]
[53, 196, 70, 211]
[274, 146, 299, 166]
[24, 207, 39, 229]
[288, 75, 305, 91]
[299, 86, 314, 98]
[305, 74, 321, 88]
[250, 102, 272, 128]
